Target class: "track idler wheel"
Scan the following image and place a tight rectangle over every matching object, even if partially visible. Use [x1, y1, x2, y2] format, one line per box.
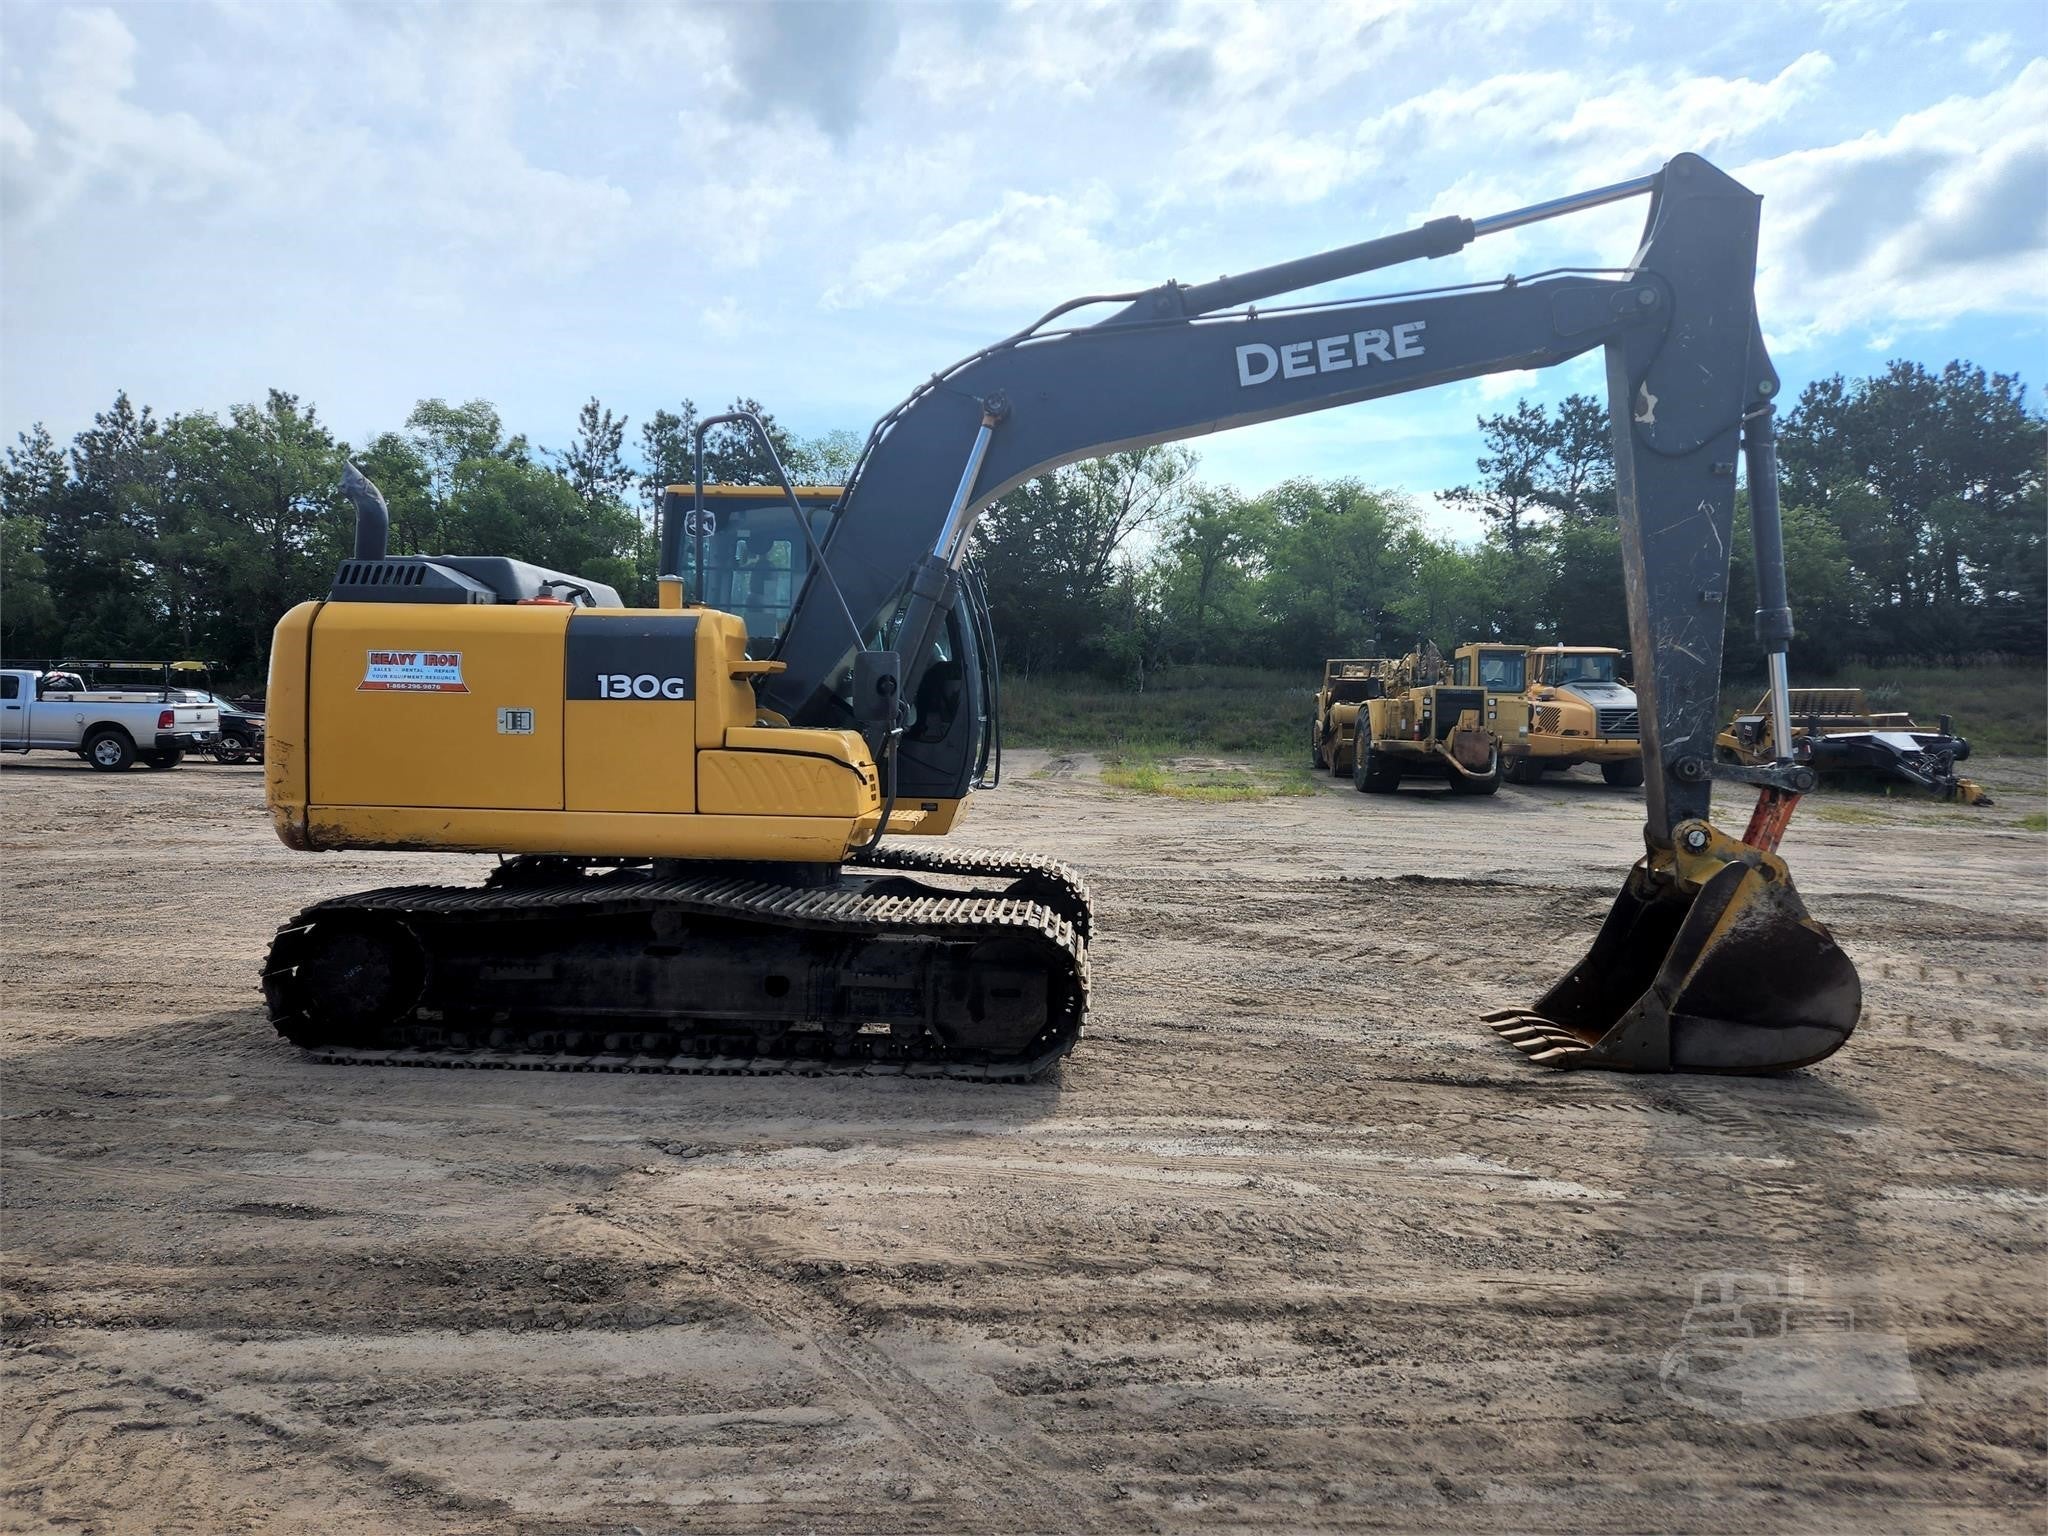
[269, 914, 426, 1048]
[1483, 818, 1860, 1073]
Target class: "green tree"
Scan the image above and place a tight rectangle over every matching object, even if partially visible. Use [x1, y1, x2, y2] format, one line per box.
[353, 432, 439, 554]
[555, 398, 632, 509]
[206, 391, 353, 668]
[787, 428, 864, 485]
[1257, 478, 1420, 664]
[1153, 486, 1273, 662]
[702, 398, 799, 485]
[0, 424, 69, 656]
[974, 446, 1195, 674]
[1441, 400, 1551, 556]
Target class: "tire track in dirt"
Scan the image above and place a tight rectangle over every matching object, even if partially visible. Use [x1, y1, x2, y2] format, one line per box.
[589, 1203, 1113, 1535]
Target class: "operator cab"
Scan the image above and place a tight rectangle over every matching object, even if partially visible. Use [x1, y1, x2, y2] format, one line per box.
[1453, 646, 1528, 693]
[665, 484, 997, 797]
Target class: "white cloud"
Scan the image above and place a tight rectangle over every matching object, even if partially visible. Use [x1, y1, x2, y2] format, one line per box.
[1, 0, 2042, 507]
[1741, 59, 2048, 350]
[822, 183, 1157, 311]
[1964, 32, 2015, 70]
[13, 7, 248, 218]
[701, 296, 744, 338]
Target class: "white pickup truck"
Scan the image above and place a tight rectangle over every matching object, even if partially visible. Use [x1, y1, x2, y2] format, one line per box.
[0, 669, 219, 770]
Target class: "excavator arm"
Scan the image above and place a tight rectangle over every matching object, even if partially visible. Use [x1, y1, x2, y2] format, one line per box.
[768, 157, 1757, 838]
[755, 151, 1857, 1073]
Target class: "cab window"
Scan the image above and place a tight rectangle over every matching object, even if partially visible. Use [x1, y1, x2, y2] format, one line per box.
[1477, 650, 1526, 692]
[1453, 657, 1471, 686]
[692, 498, 839, 657]
[1548, 652, 1618, 685]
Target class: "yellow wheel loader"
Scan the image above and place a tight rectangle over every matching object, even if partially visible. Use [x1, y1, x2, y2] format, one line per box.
[1495, 644, 1645, 787]
[1311, 657, 1394, 776]
[1350, 644, 1507, 796]
[262, 152, 1859, 1077]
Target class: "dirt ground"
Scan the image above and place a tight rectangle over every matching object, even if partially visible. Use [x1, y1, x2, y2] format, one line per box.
[4, 750, 2045, 1534]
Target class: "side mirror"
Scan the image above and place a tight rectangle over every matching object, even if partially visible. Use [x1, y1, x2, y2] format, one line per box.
[853, 650, 902, 726]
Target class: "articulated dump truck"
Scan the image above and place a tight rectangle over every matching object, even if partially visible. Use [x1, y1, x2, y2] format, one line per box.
[1311, 657, 1395, 776]
[1498, 644, 1645, 787]
[1350, 645, 1507, 796]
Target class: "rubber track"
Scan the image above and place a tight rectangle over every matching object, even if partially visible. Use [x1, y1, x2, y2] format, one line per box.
[264, 860, 1090, 1083]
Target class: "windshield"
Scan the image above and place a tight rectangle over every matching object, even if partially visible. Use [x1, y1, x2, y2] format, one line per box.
[693, 500, 839, 656]
[1546, 652, 1619, 685]
[1476, 650, 1526, 692]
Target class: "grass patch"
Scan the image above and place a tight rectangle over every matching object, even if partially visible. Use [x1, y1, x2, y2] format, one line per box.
[1811, 802, 1890, 825]
[2020, 812, 2048, 832]
[1005, 666, 1302, 756]
[1100, 755, 1315, 802]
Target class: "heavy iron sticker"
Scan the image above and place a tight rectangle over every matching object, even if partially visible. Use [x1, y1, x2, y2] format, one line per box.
[359, 649, 469, 693]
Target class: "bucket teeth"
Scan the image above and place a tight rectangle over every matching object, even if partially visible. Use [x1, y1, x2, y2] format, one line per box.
[1484, 1011, 1596, 1065]
[1482, 827, 1861, 1076]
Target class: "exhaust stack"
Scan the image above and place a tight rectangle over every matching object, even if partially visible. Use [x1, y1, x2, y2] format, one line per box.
[341, 463, 390, 562]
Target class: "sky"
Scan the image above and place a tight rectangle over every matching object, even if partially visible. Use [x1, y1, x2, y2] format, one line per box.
[1, 0, 2043, 539]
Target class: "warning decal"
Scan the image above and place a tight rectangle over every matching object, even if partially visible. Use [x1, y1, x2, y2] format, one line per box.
[359, 649, 469, 693]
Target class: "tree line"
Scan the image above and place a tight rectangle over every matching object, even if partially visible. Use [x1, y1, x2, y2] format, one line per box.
[0, 391, 855, 679]
[1, 360, 2037, 686]
[979, 359, 2043, 682]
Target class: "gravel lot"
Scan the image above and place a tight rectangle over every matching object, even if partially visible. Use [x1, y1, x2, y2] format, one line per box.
[5, 751, 2044, 1533]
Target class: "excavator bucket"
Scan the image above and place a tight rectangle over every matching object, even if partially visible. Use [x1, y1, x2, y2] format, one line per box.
[1484, 818, 1860, 1073]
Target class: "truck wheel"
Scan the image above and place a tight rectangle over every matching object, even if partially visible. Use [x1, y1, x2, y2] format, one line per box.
[85, 728, 135, 772]
[1354, 739, 1398, 794]
[214, 735, 248, 765]
[1503, 756, 1540, 786]
[140, 749, 185, 770]
[1602, 759, 1645, 788]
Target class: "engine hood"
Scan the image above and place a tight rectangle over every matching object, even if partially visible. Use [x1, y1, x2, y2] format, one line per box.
[1559, 679, 1637, 708]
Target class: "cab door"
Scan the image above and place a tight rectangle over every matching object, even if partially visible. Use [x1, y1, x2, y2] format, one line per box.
[0, 675, 24, 748]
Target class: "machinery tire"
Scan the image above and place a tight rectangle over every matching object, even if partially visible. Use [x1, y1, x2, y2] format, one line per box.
[1311, 730, 1327, 770]
[85, 728, 135, 772]
[1354, 739, 1398, 794]
[1329, 745, 1348, 778]
[1602, 758, 1646, 788]
[1503, 756, 1540, 786]
[140, 748, 185, 770]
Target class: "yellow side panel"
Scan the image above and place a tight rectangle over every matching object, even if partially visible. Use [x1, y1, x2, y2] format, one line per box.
[699, 749, 878, 818]
[564, 699, 696, 812]
[696, 610, 757, 749]
[898, 796, 968, 836]
[264, 601, 319, 849]
[303, 806, 868, 863]
[308, 603, 570, 810]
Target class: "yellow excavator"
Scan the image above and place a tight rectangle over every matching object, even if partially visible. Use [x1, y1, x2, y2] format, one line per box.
[263, 152, 1861, 1076]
